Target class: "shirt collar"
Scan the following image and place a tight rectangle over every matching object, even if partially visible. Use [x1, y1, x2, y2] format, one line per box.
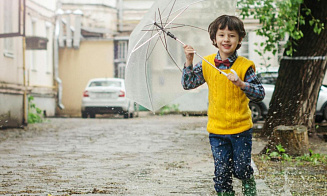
[216, 51, 238, 63]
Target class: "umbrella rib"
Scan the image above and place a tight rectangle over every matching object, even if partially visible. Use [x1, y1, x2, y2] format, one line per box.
[143, 23, 163, 111]
[165, 23, 207, 31]
[132, 0, 176, 54]
[142, 23, 206, 32]
[158, 8, 165, 36]
[157, 8, 169, 56]
[145, 35, 162, 61]
[145, 14, 163, 61]
[163, 5, 189, 29]
[165, 0, 177, 25]
[133, 0, 204, 54]
[157, 7, 182, 72]
[162, 0, 206, 29]
[159, 36, 182, 72]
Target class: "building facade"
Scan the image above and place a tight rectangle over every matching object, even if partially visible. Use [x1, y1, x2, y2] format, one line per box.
[0, 0, 56, 128]
[56, 0, 117, 116]
[25, 0, 57, 118]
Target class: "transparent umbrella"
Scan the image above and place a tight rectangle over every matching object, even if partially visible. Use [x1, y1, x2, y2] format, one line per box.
[125, 0, 237, 112]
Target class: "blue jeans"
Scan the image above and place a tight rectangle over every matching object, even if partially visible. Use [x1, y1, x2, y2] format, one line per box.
[209, 129, 254, 193]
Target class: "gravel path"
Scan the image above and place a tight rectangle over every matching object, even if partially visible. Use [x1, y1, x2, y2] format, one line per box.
[0, 114, 271, 195]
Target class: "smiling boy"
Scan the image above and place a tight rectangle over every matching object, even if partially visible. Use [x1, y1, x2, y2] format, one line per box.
[182, 15, 265, 196]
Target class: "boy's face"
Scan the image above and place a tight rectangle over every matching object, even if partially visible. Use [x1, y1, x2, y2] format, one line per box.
[214, 26, 242, 60]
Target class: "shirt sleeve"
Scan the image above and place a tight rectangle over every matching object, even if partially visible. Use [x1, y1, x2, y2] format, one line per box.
[181, 61, 206, 90]
[241, 67, 265, 102]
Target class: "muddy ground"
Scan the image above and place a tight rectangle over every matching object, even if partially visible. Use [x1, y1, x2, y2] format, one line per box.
[0, 113, 326, 196]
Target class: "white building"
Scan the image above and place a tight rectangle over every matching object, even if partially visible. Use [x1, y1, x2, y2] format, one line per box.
[0, 0, 57, 127]
[25, 0, 57, 117]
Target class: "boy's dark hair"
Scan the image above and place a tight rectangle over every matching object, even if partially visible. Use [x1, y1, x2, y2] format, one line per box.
[208, 15, 246, 50]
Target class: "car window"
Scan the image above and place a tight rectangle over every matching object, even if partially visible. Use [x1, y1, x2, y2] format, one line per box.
[89, 81, 122, 87]
[257, 72, 278, 85]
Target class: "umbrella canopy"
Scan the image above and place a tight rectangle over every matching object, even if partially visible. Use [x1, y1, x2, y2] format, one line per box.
[125, 0, 237, 112]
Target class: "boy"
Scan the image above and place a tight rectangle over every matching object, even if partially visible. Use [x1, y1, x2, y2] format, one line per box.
[182, 15, 265, 196]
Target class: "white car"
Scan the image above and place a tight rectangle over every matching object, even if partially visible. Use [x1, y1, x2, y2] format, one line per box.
[81, 78, 135, 119]
[250, 69, 327, 123]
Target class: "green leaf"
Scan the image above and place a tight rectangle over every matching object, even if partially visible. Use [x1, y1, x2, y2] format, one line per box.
[309, 20, 314, 26]
[276, 144, 285, 153]
[238, 0, 323, 58]
[270, 152, 280, 158]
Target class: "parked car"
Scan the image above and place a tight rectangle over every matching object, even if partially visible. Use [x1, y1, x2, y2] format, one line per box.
[81, 78, 135, 119]
[250, 68, 327, 122]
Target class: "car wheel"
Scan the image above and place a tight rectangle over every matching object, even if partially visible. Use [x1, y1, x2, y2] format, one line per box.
[321, 104, 327, 122]
[315, 115, 324, 123]
[90, 113, 96, 118]
[81, 111, 88, 118]
[249, 102, 262, 123]
[129, 112, 134, 118]
[124, 111, 129, 119]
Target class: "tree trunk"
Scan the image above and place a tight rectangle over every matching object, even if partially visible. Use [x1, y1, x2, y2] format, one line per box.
[272, 125, 309, 156]
[262, 0, 327, 148]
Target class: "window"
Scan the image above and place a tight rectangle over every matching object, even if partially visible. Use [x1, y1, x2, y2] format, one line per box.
[115, 40, 128, 78]
[118, 63, 125, 79]
[3, 0, 14, 57]
[89, 80, 122, 87]
[117, 41, 128, 60]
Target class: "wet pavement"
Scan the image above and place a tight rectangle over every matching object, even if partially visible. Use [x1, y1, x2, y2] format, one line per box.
[0, 113, 271, 195]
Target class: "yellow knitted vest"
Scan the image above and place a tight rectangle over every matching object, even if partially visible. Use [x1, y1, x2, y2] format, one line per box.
[202, 54, 255, 135]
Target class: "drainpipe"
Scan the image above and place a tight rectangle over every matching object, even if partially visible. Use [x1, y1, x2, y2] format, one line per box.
[22, 36, 28, 124]
[73, 9, 83, 49]
[22, 0, 27, 124]
[65, 10, 72, 48]
[55, 9, 65, 109]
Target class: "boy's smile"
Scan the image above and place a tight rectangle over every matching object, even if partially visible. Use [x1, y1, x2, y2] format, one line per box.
[214, 27, 242, 60]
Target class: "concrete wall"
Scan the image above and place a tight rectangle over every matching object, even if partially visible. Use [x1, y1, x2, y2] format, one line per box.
[0, 0, 25, 127]
[0, 92, 24, 128]
[57, 40, 114, 116]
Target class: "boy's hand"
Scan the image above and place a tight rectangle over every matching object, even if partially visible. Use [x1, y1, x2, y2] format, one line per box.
[183, 45, 195, 67]
[227, 69, 246, 89]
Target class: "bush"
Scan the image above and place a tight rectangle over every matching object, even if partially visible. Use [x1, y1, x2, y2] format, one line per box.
[28, 96, 43, 124]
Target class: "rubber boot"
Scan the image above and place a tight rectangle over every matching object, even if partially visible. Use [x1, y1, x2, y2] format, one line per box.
[217, 191, 235, 196]
[242, 176, 257, 196]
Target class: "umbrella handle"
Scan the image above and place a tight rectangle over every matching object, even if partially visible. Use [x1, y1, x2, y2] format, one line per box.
[230, 69, 239, 81]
